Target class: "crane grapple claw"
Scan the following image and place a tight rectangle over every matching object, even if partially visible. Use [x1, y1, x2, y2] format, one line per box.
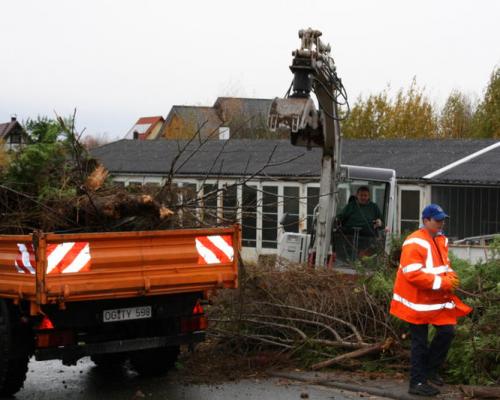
[268, 97, 323, 148]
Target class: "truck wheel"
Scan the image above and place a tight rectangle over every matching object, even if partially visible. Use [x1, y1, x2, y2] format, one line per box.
[0, 300, 30, 397]
[130, 345, 180, 376]
[91, 353, 127, 369]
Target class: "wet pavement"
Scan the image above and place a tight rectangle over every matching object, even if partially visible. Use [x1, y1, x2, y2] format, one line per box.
[13, 358, 382, 400]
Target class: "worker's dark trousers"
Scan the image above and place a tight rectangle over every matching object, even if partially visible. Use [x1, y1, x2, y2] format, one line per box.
[409, 323, 455, 385]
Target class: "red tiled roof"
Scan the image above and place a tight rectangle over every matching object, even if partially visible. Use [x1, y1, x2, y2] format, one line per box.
[124, 116, 165, 140]
[136, 116, 164, 125]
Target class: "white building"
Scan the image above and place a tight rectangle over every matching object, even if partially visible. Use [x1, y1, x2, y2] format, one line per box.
[92, 138, 500, 262]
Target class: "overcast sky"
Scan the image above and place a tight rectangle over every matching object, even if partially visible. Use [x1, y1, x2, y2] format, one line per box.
[1, 0, 499, 139]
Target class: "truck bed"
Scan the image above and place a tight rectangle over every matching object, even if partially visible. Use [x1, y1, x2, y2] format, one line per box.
[0, 226, 239, 310]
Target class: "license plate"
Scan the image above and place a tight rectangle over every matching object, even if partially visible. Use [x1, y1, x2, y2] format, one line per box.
[103, 306, 152, 323]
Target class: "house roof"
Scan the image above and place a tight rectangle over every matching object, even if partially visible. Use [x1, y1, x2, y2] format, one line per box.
[91, 138, 500, 185]
[0, 118, 22, 140]
[137, 116, 164, 125]
[160, 106, 223, 139]
[338, 139, 498, 182]
[124, 116, 164, 140]
[428, 144, 500, 184]
[213, 97, 273, 127]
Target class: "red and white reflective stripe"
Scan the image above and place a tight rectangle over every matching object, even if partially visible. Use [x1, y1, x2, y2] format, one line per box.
[432, 275, 442, 290]
[195, 235, 234, 265]
[46, 242, 91, 274]
[14, 242, 91, 274]
[401, 264, 452, 275]
[402, 238, 433, 269]
[427, 265, 452, 275]
[401, 263, 423, 273]
[393, 293, 456, 312]
[15, 243, 36, 274]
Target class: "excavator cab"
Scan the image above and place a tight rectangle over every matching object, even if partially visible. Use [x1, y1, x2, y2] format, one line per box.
[330, 165, 396, 267]
[276, 165, 396, 269]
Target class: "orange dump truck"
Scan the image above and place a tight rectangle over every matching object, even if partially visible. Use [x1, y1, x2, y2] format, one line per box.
[0, 226, 239, 396]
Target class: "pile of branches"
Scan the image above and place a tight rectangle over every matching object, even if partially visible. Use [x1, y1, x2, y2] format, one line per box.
[208, 263, 402, 370]
[209, 246, 500, 385]
[0, 114, 292, 235]
[0, 116, 177, 234]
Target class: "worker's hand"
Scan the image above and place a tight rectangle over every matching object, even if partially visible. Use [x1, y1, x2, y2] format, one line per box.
[449, 275, 460, 290]
[448, 271, 458, 280]
[442, 274, 460, 292]
[373, 219, 382, 228]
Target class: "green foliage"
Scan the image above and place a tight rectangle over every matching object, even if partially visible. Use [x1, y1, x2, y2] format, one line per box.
[439, 90, 474, 138]
[340, 90, 391, 138]
[1, 116, 92, 201]
[342, 67, 499, 139]
[24, 117, 62, 144]
[3, 117, 67, 196]
[471, 68, 500, 138]
[342, 79, 438, 138]
[445, 237, 500, 384]
[0, 140, 9, 171]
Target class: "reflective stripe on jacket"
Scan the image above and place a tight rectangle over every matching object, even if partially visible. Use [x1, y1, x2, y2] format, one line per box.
[390, 228, 472, 325]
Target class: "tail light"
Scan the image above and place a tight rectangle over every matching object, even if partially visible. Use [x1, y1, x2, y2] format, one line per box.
[180, 301, 207, 333]
[193, 301, 204, 315]
[36, 315, 54, 330]
[35, 315, 74, 348]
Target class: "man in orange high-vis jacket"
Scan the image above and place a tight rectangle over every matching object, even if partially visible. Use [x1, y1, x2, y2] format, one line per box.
[390, 204, 472, 397]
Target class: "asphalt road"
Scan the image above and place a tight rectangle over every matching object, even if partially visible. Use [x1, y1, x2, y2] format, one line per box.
[12, 358, 375, 400]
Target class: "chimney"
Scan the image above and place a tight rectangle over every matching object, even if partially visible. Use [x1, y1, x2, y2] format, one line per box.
[219, 127, 230, 140]
[10, 114, 17, 122]
[133, 130, 139, 140]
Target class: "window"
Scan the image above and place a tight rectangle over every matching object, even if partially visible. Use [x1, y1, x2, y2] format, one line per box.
[242, 185, 257, 247]
[180, 183, 197, 202]
[337, 186, 348, 209]
[283, 186, 300, 232]
[374, 187, 386, 212]
[262, 186, 278, 248]
[202, 184, 218, 225]
[222, 184, 238, 224]
[400, 190, 420, 233]
[178, 183, 198, 227]
[307, 187, 319, 233]
[9, 132, 21, 144]
[307, 186, 350, 233]
[432, 185, 500, 239]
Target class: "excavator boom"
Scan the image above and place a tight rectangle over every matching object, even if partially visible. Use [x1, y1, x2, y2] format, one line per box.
[268, 28, 346, 266]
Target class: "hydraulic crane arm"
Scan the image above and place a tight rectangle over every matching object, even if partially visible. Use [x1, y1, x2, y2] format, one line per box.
[268, 28, 347, 266]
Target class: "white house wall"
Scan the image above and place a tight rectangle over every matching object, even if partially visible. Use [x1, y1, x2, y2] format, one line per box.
[111, 173, 406, 260]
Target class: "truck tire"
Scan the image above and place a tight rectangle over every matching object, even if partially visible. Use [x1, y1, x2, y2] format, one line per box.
[91, 353, 127, 369]
[0, 300, 30, 397]
[130, 345, 180, 376]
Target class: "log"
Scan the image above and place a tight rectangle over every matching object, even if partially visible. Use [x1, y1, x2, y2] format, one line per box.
[84, 164, 108, 191]
[311, 337, 393, 370]
[459, 385, 500, 399]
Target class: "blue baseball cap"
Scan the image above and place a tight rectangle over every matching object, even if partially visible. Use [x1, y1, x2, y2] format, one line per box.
[422, 204, 448, 221]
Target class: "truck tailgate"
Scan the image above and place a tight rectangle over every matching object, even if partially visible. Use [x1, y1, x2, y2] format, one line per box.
[0, 226, 239, 305]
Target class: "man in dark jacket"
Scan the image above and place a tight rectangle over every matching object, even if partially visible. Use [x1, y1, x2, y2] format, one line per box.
[337, 186, 383, 236]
